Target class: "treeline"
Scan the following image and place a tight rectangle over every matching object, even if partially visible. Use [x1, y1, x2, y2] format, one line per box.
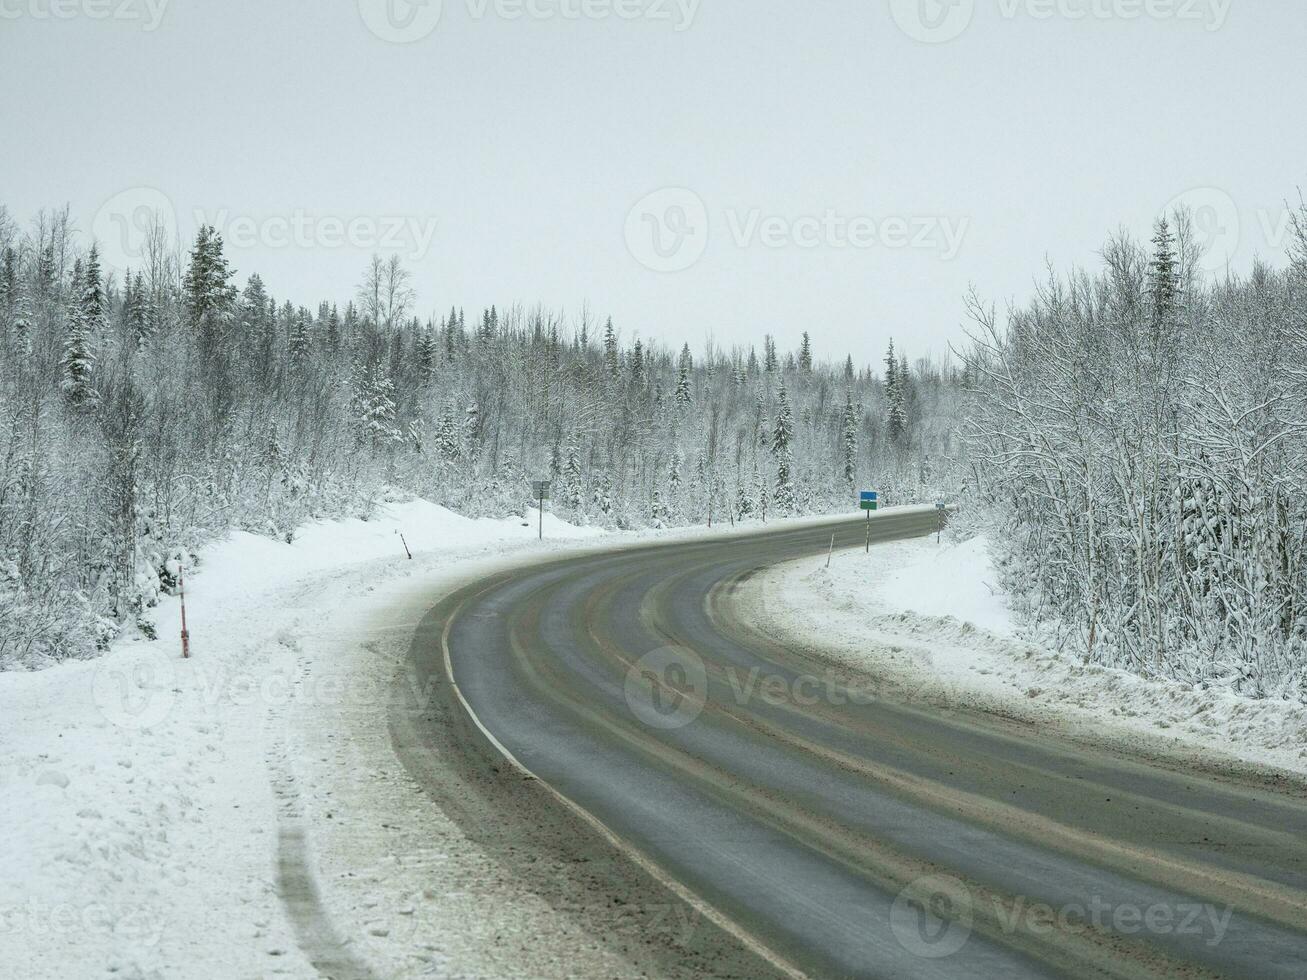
[962, 204, 1307, 699]
[0, 204, 962, 668]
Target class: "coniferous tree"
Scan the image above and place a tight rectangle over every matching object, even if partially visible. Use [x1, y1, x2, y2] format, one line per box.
[630, 339, 645, 383]
[772, 380, 796, 514]
[12, 285, 33, 355]
[435, 401, 462, 462]
[416, 326, 437, 383]
[602, 317, 619, 379]
[0, 247, 16, 325]
[675, 343, 693, 407]
[325, 304, 341, 353]
[885, 339, 907, 447]
[1150, 217, 1181, 328]
[127, 270, 151, 350]
[183, 225, 237, 357]
[288, 308, 311, 368]
[564, 437, 584, 510]
[842, 390, 858, 489]
[81, 245, 107, 341]
[62, 260, 96, 407]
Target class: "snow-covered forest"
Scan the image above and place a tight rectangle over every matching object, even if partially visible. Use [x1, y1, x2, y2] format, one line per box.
[0, 205, 962, 668]
[962, 204, 1307, 700]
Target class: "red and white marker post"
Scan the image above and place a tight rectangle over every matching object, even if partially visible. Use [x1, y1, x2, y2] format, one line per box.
[179, 567, 191, 659]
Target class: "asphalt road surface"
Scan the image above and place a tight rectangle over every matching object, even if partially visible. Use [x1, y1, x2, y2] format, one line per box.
[432, 509, 1307, 979]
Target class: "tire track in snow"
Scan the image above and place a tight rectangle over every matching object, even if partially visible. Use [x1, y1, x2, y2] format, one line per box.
[267, 658, 378, 980]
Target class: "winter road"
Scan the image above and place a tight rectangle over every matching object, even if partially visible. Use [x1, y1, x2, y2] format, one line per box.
[422, 509, 1307, 978]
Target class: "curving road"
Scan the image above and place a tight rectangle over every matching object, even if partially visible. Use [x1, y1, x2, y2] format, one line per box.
[431, 509, 1307, 979]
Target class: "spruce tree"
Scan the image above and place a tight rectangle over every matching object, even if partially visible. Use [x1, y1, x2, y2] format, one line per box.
[80, 244, 108, 341]
[436, 402, 462, 462]
[12, 287, 33, 355]
[771, 380, 796, 514]
[288, 308, 311, 367]
[183, 225, 237, 357]
[630, 339, 645, 383]
[603, 317, 619, 378]
[842, 390, 858, 489]
[415, 326, 438, 383]
[0, 247, 17, 325]
[444, 306, 460, 361]
[129, 270, 151, 350]
[564, 437, 584, 510]
[885, 339, 907, 446]
[675, 343, 693, 407]
[1149, 217, 1182, 331]
[62, 260, 96, 407]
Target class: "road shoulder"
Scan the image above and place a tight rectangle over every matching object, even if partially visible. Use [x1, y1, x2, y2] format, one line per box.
[735, 533, 1307, 788]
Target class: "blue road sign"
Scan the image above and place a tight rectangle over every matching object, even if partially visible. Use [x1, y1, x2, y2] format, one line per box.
[860, 491, 878, 503]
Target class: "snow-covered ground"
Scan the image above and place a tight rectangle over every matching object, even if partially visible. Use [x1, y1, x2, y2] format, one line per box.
[16, 509, 1300, 979]
[742, 533, 1307, 778]
[0, 499, 862, 979]
[0, 499, 613, 979]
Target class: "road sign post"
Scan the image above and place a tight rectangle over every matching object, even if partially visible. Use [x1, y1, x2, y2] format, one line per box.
[859, 492, 878, 553]
[936, 502, 946, 544]
[532, 480, 552, 540]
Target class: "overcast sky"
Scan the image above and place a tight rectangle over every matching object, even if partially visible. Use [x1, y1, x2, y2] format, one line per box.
[3, 0, 1304, 367]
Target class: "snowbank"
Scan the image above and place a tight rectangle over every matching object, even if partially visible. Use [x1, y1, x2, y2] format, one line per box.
[0, 498, 611, 979]
[875, 534, 1014, 636]
[742, 534, 1307, 778]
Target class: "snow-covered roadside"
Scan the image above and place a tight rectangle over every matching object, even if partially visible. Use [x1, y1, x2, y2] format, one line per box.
[0, 499, 860, 979]
[742, 533, 1307, 778]
[0, 499, 598, 979]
